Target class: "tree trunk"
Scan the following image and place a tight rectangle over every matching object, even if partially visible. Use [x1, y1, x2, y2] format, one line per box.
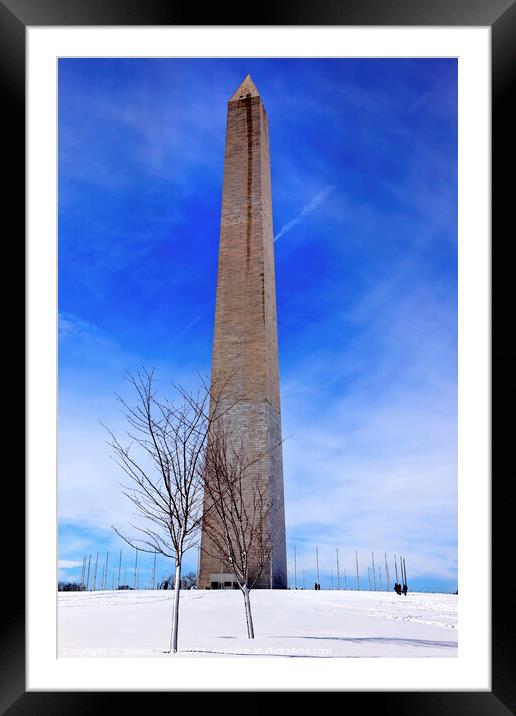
[169, 559, 182, 653]
[241, 584, 255, 639]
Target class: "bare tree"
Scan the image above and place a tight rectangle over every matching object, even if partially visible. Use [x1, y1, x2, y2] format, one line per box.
[105, 368, 232, 653]
[161, 570, 197, 590]
[201, 422, 275, 639]
[182, 571, 198, 589]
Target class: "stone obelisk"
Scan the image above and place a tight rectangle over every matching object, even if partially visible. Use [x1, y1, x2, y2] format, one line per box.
[198, 75, 287, 589]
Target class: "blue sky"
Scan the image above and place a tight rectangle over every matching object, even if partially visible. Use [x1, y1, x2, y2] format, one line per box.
[58, 58, 457, 593]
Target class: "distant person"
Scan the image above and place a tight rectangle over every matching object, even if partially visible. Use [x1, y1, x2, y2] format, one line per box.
[402, 583, 408, 596]
[394, 582, 401, 595]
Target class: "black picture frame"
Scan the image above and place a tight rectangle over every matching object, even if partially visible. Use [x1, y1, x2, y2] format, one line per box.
[5, 0, 510, 709]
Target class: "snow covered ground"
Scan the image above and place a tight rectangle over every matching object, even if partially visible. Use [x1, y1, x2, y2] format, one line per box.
[58, 589, 457, 658]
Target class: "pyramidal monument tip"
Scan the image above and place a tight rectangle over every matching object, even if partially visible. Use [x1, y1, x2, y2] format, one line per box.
[229, 74, 260, 101]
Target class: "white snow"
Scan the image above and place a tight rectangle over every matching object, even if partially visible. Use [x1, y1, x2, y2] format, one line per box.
[58, 589, 457, 658]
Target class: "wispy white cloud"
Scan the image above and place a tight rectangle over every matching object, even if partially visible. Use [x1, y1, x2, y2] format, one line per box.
[58, 559, 83, 569]
[59, 312, 101, 340]
[278, 267, 457, 585]
[274, 185, 335, 242]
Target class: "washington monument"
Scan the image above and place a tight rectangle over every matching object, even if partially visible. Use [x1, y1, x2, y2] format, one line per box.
[198, 75, 287, 589]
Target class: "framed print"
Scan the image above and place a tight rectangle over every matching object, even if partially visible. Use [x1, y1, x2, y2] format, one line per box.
[5, 0, 511, 709]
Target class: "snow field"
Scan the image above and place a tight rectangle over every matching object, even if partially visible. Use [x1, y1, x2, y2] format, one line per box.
[58, 588, 457, 658]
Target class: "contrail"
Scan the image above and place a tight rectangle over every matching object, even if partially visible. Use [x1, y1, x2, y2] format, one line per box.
[177, 315, 201, 338]
[274, 184, 335, 242]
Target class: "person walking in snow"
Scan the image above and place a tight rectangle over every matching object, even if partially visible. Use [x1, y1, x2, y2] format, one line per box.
[402, 583, 408, 596]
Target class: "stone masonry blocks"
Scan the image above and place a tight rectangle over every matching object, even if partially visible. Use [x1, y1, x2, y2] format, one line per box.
[199, 77, 287, 589]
